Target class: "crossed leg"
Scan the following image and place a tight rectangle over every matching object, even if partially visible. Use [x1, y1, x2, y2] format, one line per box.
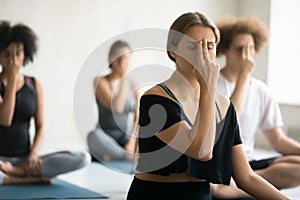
[0, 161, 50, 185]
[0, 161, 29, 176]
[256, 155, 300, 189]
[2, 172, 50, 185]
[211, 155, 300, 199]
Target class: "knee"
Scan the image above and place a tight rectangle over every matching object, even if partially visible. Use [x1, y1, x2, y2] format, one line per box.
[87, 129, 97, 144]
[72, 150, 91, 169]
[0, 171, 3, 185]
[80, 151, 92, 167]
[87, 128, 104, 147]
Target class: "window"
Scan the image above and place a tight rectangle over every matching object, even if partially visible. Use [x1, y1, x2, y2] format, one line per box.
[268, 0, 300, 105]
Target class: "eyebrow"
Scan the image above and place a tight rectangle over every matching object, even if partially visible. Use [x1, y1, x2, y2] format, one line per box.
[186, 40, 215, 44]
[186, 40, 198, 45]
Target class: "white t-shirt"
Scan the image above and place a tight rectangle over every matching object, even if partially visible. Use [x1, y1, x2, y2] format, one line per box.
[217, 74, 284, 161]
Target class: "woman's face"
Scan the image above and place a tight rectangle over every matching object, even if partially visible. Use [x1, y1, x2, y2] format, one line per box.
[110, 47, 131, 75]
[173, 25, 216, 70]
[0, 42, 25, 69]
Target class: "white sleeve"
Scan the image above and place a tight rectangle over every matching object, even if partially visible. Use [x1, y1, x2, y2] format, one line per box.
[259, 86, 284, 131]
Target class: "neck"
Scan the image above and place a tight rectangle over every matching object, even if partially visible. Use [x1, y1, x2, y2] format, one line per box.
[165, 69, 200, 100]
[221, 64, 240, 83]
[108, 71, 122, 80]
[176, 66, 199, 89]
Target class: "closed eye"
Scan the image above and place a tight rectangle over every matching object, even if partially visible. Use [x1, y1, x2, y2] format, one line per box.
[207, 42, 215, 50]
[186, 42, 197, 49]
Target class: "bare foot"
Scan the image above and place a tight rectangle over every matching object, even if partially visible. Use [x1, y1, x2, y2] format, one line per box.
[0, 161, 26, 177]
[103, 155, 111, 161]
[2, 172, 51, 185]
[125, 151, 134, 161]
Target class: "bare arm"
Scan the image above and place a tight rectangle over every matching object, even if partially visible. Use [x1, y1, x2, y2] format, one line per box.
[229, 73, 251, 116]
[264, 127, 300, 155]
[227, 45, 254, 117]
[232, 144, 288, 200]
[154, 90, 215, 161]
[124, 85, 140, 154]
[94, 76, 131, 113]
[156, 39, 219, 161]
[0, 45, 22, 126]
[0, 75, 18, 126]
[24, 78, 44, 175]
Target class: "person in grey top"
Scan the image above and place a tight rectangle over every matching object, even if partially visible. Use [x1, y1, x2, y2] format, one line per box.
[87, 40, 140, 161]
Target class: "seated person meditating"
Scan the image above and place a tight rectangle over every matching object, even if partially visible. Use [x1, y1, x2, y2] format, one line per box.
[0, 21, 90, 185]
[87, 40, 139, 161]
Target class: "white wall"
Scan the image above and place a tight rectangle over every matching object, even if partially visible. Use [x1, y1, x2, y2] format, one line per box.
[1, 0, 297, 151]
[267, 0, 300, 146]
[0, 0, 238, 151]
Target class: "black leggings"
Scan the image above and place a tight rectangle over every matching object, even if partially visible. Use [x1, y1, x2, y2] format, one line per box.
[249, 156, 280, 170]
[127, 177, 211, 200]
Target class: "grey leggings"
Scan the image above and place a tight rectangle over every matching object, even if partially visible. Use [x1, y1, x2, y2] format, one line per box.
[0, 150, 91, 184]
[87, 128, 127, 161]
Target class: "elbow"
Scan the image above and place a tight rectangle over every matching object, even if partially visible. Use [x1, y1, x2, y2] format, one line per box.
[0, 119, 12, 127]
[234, 172, 256, 191]
[35, 123, 44, 133]
[188, 145, 213, 161]
[234, 178, 246, 191]
[192, 151, 212, 161]
[199, 151, 213, 161]
[235, 179, 245, 191]
[0, 113, 13, 126]
[112, 105, 124, 114]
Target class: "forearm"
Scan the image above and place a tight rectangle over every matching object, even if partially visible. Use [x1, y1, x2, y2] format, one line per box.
[112, 78, 131, 113]
[190, 88, 216, 159]
[0, 75, 18, 126]
[265, 128, 300, 155]
[237, 172, 288, 200]
[275, 137, 300, 155]
[29, 127, 44, 156]
[230, 74, 250, 116]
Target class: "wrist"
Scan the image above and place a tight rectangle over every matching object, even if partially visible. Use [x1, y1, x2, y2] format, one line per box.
[200, 87, 216, 105]
[200, 85, 216, 95]
[7, 74, 18, 82]
[29, 151, 38, 158]
[237, 73, 251, 83]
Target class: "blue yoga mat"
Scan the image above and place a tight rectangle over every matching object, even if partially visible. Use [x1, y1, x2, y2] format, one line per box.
[99, 161, 135, 174]
[0, 178, 108, 199]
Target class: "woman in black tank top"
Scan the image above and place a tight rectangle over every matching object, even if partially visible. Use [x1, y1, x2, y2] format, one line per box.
[0, 21, 90, 185]
[126, 12, 288, 200]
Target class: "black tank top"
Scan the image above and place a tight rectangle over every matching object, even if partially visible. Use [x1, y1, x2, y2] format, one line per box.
[0, 76, 37, 156]
[136, 83, 242, 185]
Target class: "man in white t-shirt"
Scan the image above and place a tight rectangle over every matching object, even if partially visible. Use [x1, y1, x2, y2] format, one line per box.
[211, 16, 300, 199]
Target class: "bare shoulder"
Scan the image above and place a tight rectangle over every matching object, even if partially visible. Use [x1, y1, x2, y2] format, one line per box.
[143, 84, 170, 99]
[94, 76, 103, 84]
[33, 77, 43, 92]
[215, 93, 230, 117]
[93, 76, 108, 89]
[143, 85, 161, 95]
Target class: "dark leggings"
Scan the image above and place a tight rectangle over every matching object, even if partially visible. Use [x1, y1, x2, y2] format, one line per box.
[127, 177, 211, 200]
[249, 156, 279, 170]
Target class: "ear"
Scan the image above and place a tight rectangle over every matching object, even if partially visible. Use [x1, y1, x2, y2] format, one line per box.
[170, 51, 176, 59]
